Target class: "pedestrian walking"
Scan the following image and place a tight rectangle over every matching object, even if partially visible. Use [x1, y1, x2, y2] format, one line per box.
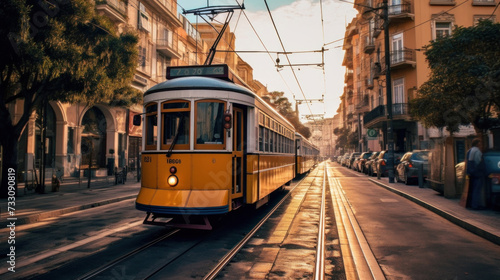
[466, 138, 486, 210]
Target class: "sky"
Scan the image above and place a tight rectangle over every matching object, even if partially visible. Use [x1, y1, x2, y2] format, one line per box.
[177, 0, 357, 121]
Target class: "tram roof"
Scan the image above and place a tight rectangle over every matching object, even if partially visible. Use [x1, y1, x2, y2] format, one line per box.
[144, 76, 256, 97]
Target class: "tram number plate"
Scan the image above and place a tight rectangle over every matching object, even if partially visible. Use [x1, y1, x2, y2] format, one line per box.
[166, 159, 181, 164]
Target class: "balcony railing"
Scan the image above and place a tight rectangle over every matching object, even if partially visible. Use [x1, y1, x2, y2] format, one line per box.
[96, 0, 127, 23]
[363, 103, 409, 125]
[472, 0, 497, 5]
[364, 35, 375, 54]
[380, 49, 416, 71]
[156, 31, 181, 59]
[388, 1, 413, 21]
[430, 0, 456, 5]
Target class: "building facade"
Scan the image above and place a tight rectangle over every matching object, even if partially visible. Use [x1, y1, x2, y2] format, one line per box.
[10, 0, 266, 184]
[339, 0, 499, 196]
[340, 0, 499, 152]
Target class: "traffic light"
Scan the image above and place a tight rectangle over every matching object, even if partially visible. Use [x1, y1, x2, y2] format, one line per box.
[223, 112, 232, 129]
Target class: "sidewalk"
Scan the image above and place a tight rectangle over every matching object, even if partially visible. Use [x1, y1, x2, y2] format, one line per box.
[1, 176, 140, 226]
[369, 176, 500, 245]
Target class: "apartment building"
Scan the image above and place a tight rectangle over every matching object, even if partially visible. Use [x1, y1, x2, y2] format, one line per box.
[14, 0, 264, 184]
[340, 0, 499, 196]
[341, 0, 498, 152]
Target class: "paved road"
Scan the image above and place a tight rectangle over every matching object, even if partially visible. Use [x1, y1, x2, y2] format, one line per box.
[329, 163, 500, 280]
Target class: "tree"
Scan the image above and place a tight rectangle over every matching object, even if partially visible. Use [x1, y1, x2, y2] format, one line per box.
[262, 91, 311, 138]
[0, 0, 141, 197]
[410, 20, 500, 137]
[333, 127, 358, 152]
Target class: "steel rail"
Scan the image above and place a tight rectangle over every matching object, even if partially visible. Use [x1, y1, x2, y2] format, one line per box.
[77, 228, 180, 280]
[327, 165, 386, 280]
[314, 163, 327, 280]
[203, 169, 315, 280]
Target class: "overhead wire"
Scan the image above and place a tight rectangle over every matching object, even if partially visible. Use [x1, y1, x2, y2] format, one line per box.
[263, 0, 315, 124]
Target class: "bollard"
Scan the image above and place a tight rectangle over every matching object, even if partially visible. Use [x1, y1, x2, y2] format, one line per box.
[418, 163, 424, 188]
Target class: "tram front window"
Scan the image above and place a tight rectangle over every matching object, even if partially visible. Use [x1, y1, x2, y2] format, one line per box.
[163, 112, 189, 145]
[161, 101, 190, 150]
[196, 101, 225, 149]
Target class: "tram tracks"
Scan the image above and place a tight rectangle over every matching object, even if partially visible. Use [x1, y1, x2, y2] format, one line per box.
[73, 174, 311, 280]
[77, 228, 180, 280]
[327, 164, 386, 280]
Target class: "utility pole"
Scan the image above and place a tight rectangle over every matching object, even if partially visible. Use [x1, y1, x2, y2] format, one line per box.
[383, 0, 395, 183]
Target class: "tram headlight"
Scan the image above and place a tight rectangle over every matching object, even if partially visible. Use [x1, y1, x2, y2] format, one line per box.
[168, 175, 178, 187]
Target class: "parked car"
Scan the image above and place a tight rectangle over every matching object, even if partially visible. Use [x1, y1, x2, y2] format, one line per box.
[355, 152, 373, 173]
[373, 150, 404, 177]
[347, 152, 361, 169]
[340, 153, 350, 166]
[395, 150, 430, 185]
[365, 151, 380, 176]
[482, 151, 500, 209]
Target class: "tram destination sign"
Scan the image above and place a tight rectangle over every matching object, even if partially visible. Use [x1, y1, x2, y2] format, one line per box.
[167, 64, 229, 80]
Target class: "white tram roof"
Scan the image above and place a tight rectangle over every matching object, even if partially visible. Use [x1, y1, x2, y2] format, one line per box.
[144, 76, 255, 97]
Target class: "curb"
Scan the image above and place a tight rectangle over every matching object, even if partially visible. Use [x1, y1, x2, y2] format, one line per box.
[11, 195, 137, 226]
[368, 178, 500, 246]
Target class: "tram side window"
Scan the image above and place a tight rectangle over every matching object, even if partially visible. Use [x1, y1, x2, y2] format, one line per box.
[161, 101, 190, 150]
[265, 128, 269, 152]
[270, 132, 274, 153]
[259, 126, 264, 151]
[195, 101, 225, 149]
[145, 103, 158, 150]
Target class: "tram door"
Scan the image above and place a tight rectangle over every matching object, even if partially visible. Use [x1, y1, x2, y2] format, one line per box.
[231, 107, 244, 200]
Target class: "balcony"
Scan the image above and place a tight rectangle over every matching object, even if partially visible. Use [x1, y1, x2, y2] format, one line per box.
[372, 62, 382, 79]
[363, 35, 375, 54]
[156, 32, 181, 59]
[373, 18, 383, 38]
[365, 77, 374, 89]
[388, 1, 414, 22]
[148, 0, 182, 27]
[355, 94, 370, 111]
[96, 0, 127, 24]
[381, 49, 416, 72]
[342, 50, 353, 68]
[472, 0, 497, 6]
[430, 0, 456, 5]
[363, 103, 410, 126]
[344, 69, 354, 83]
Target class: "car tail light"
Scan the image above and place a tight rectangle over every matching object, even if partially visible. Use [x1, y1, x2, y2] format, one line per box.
[408, 163, 413, 168]
[381, 160, 386, 166]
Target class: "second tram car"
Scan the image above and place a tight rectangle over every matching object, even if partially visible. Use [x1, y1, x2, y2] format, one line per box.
[134, 64, 318, 229]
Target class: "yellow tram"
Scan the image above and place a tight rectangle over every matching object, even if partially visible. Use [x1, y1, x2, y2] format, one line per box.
[134, 64, 318, 229]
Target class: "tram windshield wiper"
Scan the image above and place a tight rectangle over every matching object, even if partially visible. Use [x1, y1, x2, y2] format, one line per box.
[167, 114, 184, 158]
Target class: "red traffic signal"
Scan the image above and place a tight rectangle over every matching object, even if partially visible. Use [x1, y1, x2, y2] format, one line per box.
[223, 112, 232, 129]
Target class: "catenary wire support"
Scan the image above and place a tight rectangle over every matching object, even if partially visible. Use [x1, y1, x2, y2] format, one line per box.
[183, 4, 245, 65]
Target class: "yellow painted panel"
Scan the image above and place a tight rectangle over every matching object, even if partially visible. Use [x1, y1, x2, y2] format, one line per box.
[191, 154, 232, 190]
[257, 154, 294, 200]
[140, 189, 228, 208]
[136, 187, 157, 205]
[149, 189, 188, 207]
[142, 154, 158, 188]
[185, 190, 229, 207]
